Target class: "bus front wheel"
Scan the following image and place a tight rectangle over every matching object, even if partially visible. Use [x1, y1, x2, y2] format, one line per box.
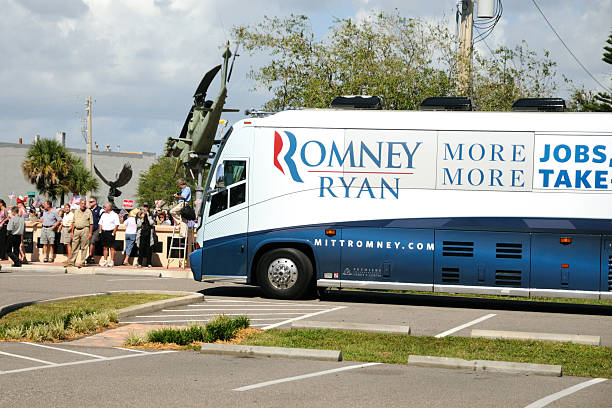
[257, 248, 313, 299]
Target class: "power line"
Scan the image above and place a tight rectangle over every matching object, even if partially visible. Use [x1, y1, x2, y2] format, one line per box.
[473, 0, 503, 43]
[531, 0, 611, 93]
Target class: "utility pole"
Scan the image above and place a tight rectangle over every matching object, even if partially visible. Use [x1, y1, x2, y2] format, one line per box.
[85, 96, 93, 199]
[458, 0, 474, 95]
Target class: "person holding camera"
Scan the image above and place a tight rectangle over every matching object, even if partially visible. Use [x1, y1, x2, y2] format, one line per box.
[169, 179, 191, 238]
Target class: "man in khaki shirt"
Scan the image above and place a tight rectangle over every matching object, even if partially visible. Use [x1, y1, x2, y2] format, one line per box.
[68, 199, 93, 267]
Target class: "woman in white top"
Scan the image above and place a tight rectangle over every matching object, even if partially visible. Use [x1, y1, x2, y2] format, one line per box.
[59, 204, 75, 262]
[121, 208, 138, 266]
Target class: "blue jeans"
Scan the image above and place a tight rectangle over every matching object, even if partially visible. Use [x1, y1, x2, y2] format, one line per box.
[124, 234, 136, 256]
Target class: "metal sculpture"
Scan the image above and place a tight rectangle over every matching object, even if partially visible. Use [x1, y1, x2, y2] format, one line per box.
[94, 163, 132, 209]
[164, 42, 239, 215]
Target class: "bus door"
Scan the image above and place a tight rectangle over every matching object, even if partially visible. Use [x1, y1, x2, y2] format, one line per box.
[202, 159, 249, 277]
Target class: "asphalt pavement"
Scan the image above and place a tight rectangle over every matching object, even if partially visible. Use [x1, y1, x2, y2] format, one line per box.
[1, 347, 610, 407]
[1, 269, 611, 407]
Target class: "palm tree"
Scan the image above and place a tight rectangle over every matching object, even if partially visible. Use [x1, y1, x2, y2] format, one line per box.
[22, 139, 73, 201]
[63, 158, 99, 196]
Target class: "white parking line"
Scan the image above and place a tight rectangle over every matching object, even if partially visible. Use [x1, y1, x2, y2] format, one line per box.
[233, 362, 381, 391]
[106, 278, 164, 281]
[524, 378, 608, 408]
[192, 302, 332, 306]
[139, 313, 307, 318]
[261, 306, 347, 330]
[113, 347, 149, 354]
[165, 308, 330, 312]
[434, 314, 496, 338]
[22, 342, 105, 359]
[0, 350, 175, 375]
[0, 350, 55, 365]
[123, 318, 297, 324]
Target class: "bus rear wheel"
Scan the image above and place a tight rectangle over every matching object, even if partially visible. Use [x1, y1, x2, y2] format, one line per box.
[257, 248, 313, 299]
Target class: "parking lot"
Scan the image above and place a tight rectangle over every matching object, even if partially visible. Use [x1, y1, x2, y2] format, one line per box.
[1, 342, 610, 407]
[1, 270, 611, 407]
[126, 289, 612, 346]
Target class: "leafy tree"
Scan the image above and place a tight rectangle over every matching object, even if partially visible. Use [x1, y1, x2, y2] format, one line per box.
[579, 28, 612, 112]
[22, 139, 73, 201]
[233, 11, 559, 112]
[471, 42, 557, 111]
[137, 156, 196, 208]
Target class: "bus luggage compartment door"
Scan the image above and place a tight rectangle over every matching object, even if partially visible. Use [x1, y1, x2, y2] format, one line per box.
[434, 230, 531, 294]
[339, 228, 434, 285]
[531, 234, 601, 292]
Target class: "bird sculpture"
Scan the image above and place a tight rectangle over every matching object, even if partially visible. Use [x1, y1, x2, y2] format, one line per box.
[94, 163, 133, 210]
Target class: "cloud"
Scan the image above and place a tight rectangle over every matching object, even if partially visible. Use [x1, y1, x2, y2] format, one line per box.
[0, 0, 610, 153]
[16, 0, 89, 18]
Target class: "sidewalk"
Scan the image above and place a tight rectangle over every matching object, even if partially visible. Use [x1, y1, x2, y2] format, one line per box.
[68, 323, 180, 348]
[0, 259, 193, 279]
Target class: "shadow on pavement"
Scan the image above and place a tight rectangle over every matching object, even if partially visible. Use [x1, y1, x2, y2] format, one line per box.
[199, 284, 612, 316]
[197, 282, 612, 316]
[319, 290, 612, 316]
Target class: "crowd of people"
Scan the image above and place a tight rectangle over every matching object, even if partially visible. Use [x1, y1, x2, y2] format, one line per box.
[0, 180, 193, 268]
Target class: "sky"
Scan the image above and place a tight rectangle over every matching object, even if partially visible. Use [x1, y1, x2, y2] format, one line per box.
[0, 0, 610, 154]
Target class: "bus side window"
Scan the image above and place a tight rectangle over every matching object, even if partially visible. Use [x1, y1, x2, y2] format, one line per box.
[226, 160, 246, 208]
[209, 189, 228, 216]
[230, 183, 245, 207]
[209, 160, 246, 216]
[224, 160, 246, 185]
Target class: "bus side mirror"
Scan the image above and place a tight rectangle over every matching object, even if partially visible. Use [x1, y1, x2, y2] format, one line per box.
[215, 163, 225, 188]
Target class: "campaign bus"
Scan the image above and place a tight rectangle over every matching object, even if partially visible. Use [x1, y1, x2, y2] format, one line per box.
[189, 101, 612, 300]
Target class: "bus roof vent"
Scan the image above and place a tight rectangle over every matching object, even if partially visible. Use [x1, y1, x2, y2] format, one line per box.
[511, 98, 565, 112]
[330, 95, 383, 110]
[419, 97, 473, 111]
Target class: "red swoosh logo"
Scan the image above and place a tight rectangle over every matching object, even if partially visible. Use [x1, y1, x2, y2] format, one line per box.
[273, 131, 285, 174]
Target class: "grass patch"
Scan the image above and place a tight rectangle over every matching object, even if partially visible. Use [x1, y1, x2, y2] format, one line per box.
[0, 293, 179, 341]
[328, 288, 612, 307]
[130, 315, 251, 347]
[240, 328, 612, 378]
[0, 293, 178, 327]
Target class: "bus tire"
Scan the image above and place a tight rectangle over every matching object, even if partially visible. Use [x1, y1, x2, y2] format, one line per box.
[257, 248, 313, 299]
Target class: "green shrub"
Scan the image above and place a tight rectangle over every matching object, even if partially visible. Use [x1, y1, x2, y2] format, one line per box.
[5, 326, 24, 339]
[107, 310, 118, 323]
[147, 325, 208, 345]
[205, 315, 250, 342]
[48, 319, 67, 340]
[92, 312, 110, 327]
[125, 331, 146, 346]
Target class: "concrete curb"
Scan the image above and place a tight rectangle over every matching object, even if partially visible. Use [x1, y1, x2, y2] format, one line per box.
[291, 320, 410, 334]
[160, 269, 193, 279]
[200, 343, 342, 361]
[471, 329, 601, 346]
[0, 264, 67, 273]
[117, 293, 204, 320]
[0, 290, 202, 320]
[93, 268, 162, 278]
[407, 355, 562, 377]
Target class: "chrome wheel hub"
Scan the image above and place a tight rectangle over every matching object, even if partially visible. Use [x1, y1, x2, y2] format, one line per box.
[268, 258, 298, 290]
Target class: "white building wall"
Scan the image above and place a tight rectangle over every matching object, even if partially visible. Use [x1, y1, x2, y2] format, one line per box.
[0, 141, 156, 205]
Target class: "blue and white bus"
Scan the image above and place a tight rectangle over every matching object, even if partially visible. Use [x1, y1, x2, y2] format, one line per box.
[189, 103, 612, 300]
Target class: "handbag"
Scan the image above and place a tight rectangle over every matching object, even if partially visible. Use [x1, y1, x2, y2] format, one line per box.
[180, 204, 196, 221]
